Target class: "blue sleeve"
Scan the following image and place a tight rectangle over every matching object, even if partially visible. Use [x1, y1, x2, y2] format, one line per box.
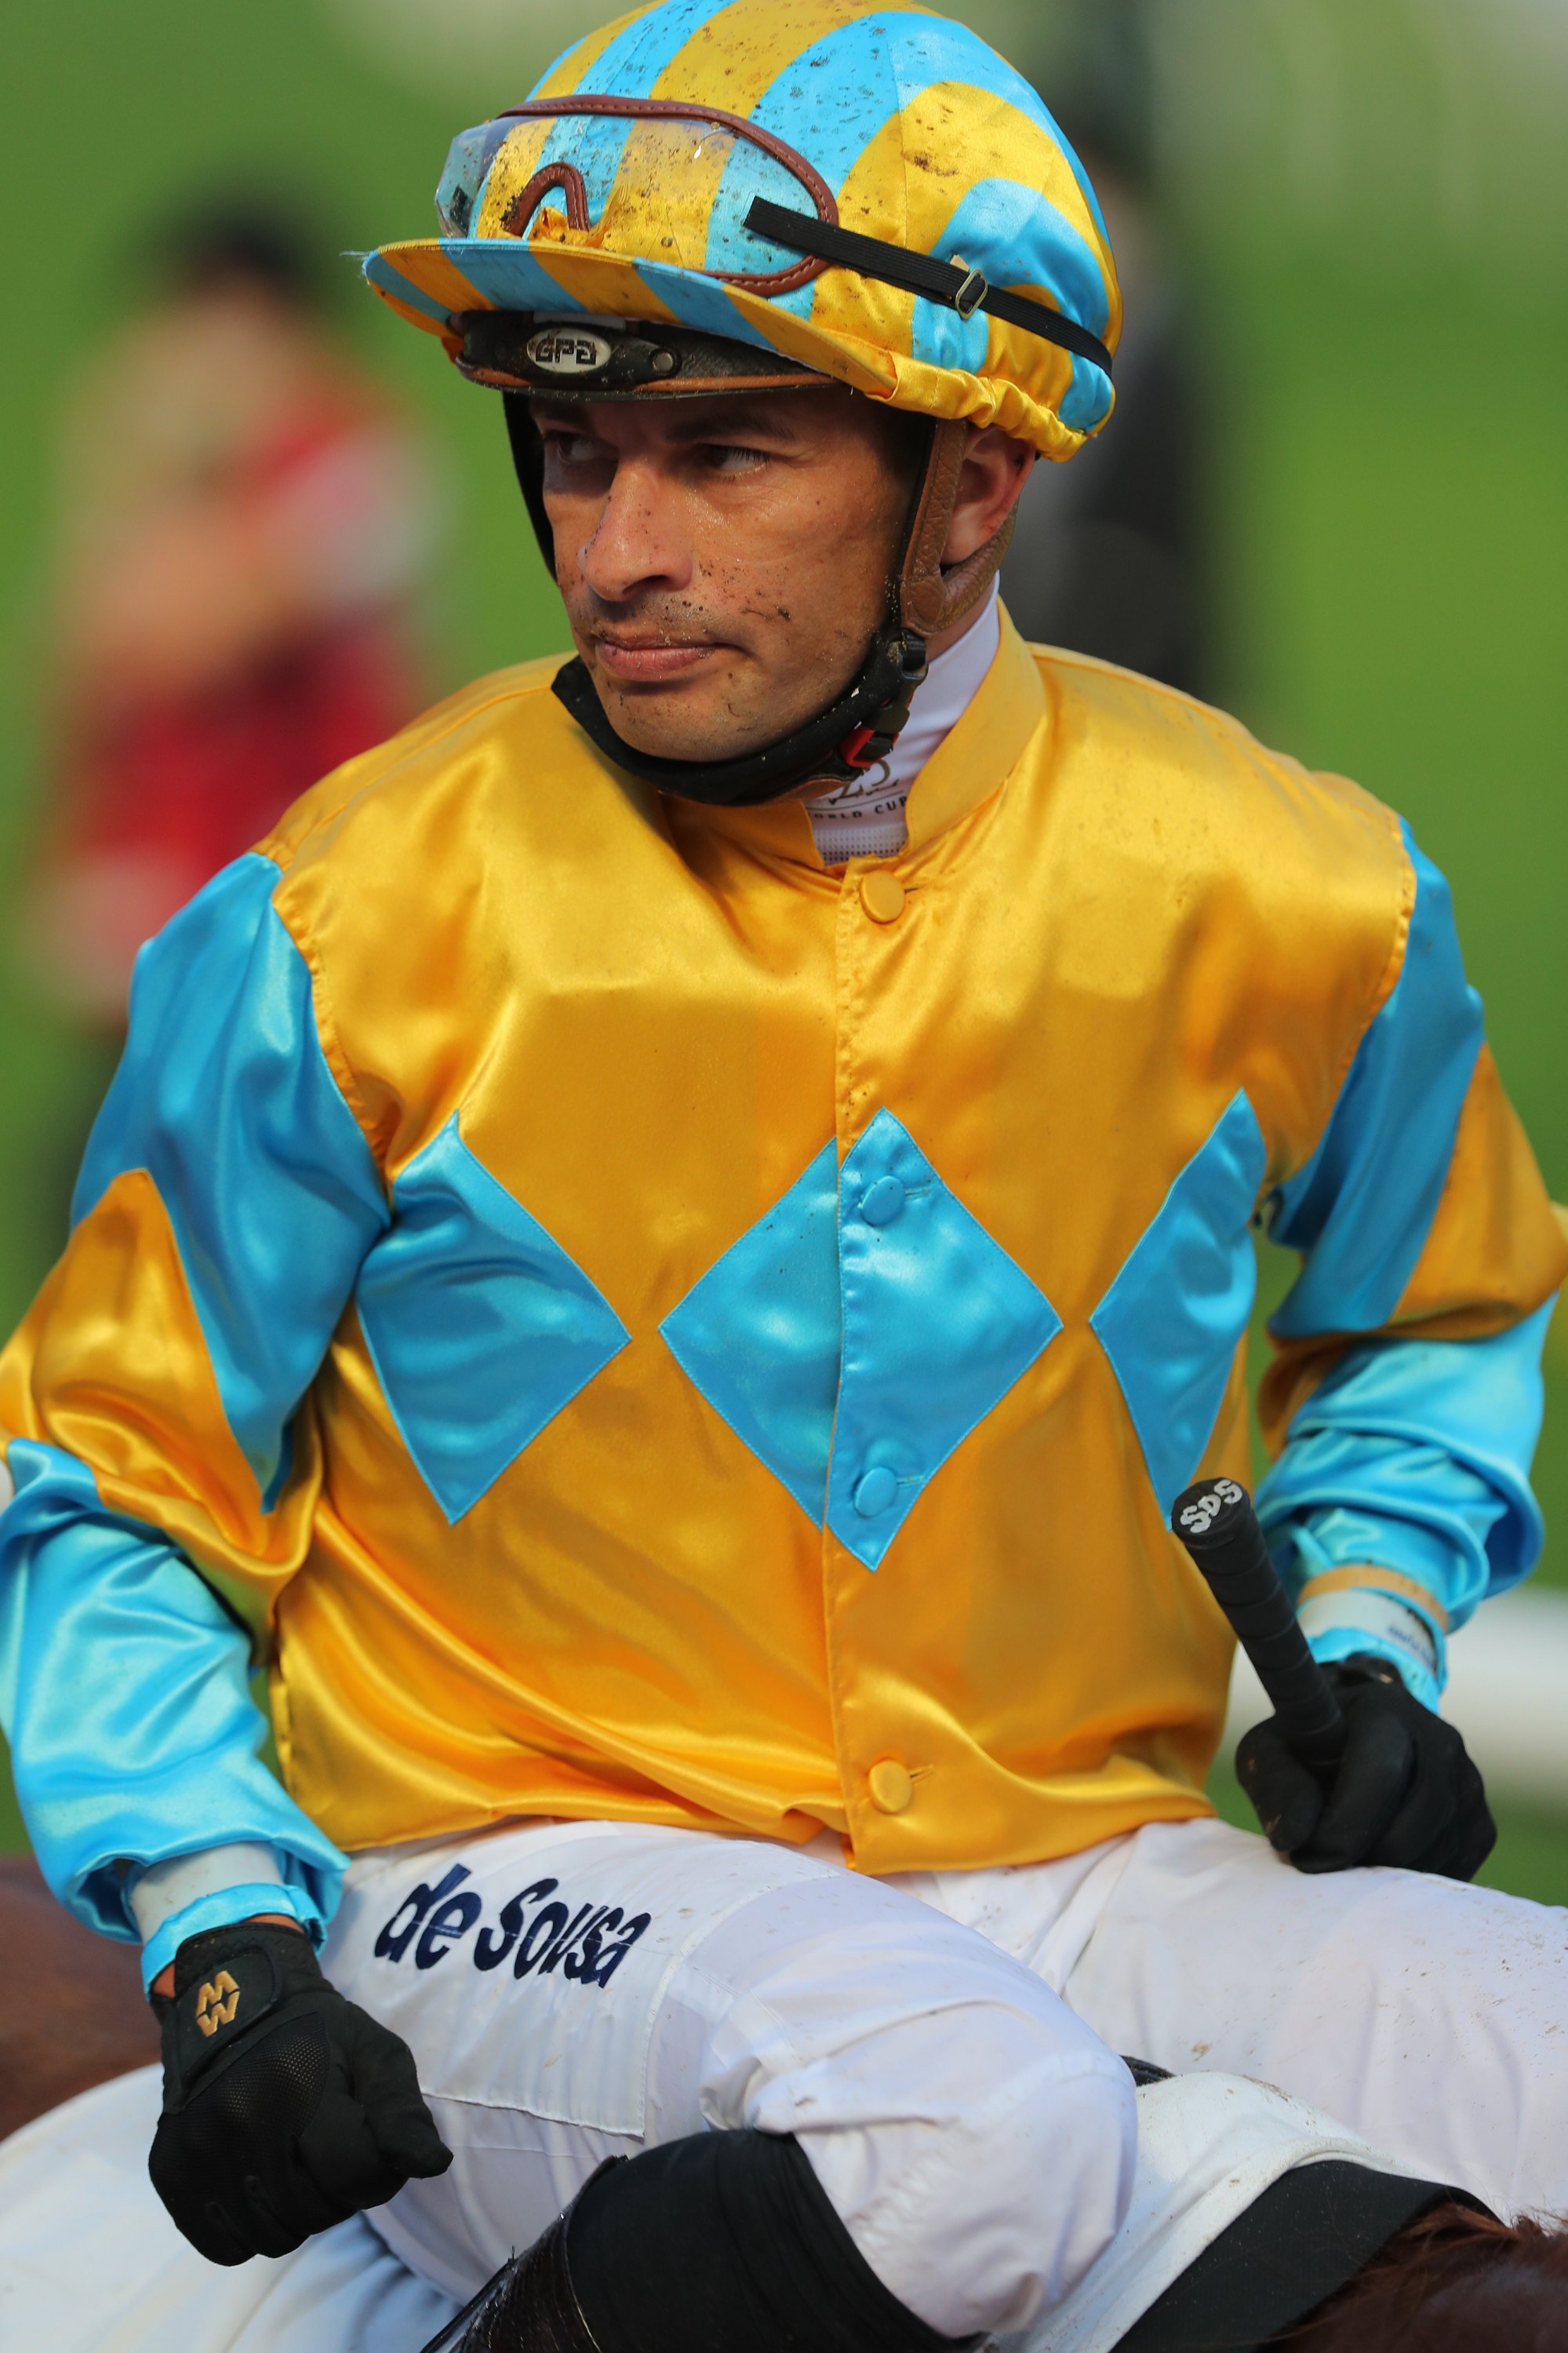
[0, 1439, 347, 1980]
[1255, 1309, 1550, 1706]
[1254, 823, 1555, 1705]
[0, 852, 389, 1958]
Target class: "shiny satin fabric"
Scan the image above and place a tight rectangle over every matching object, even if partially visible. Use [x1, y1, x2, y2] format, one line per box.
[0, 1432, 342, 1962]
[2, 616, 1563, 1906]
[1256, 1301, 1556, 1708]
[1267, 825, 1483, 1341]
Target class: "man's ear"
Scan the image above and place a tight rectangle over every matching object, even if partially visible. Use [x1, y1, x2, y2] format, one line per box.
[941, 428, 1035, 564]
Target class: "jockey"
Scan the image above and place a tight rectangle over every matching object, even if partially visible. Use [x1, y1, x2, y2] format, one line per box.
[1, 3, 1564, 2348]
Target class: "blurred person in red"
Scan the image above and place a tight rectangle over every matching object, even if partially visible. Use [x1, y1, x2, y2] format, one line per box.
[27, 201, 441, 1027]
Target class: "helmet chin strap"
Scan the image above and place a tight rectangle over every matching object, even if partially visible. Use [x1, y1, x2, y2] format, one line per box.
[503, 397, 1013, 810]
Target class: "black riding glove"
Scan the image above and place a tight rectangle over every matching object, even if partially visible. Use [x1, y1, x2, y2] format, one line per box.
[1236, 1655, 1496, 1881]
[149, 1919, 451, 2265]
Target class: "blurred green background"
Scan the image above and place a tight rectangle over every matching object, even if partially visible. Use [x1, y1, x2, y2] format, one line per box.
[1, 0, 1564, 1893]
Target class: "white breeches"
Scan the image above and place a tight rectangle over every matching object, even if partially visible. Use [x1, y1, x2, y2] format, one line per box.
[0, 2069, 458, 2352]
[318, 1813, 1568, 2339]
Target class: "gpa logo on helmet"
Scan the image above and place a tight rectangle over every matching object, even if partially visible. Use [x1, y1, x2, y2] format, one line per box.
[526, 327, 613, 376]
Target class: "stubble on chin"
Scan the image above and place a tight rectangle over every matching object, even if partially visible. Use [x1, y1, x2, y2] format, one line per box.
[589, 653, 766, 764]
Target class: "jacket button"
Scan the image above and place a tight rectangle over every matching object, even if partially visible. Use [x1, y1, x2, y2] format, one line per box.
[868, 1759, 914, 1814]
[859, 870, 905, 923]
[860, 1175, 905, 1227]
[853, 1466, 898, 1517]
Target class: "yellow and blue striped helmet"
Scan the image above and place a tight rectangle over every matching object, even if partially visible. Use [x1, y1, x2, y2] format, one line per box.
[365, 0, 1121, 465]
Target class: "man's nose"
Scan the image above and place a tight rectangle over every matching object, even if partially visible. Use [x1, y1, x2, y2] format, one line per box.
[577, 460, 691, 603]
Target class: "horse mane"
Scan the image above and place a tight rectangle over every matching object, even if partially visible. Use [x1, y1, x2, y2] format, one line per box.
[1277, 2200, 1568, 2351]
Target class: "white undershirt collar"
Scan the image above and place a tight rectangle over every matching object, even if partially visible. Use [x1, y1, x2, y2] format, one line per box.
[802, 583, 1000, 864]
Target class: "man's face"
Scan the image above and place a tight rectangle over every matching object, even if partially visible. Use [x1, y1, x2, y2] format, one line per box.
[535, 387, 916, 766]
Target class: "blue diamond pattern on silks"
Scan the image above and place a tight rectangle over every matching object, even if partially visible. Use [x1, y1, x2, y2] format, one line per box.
[1090, 1088, 1268, 1515]
[660, 1142, 842, 1524]
[357, 1113, 630, 1525]
[826, 1111, 1062, 1570]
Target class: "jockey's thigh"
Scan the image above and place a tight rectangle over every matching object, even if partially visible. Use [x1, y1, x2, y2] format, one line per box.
[922, 1816, 1565, 2226]
[322, 1819, 1136, 2339]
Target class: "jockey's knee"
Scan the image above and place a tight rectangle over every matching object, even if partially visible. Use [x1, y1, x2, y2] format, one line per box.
[566, 2038, 1137, 2353]
[669, 1873, 1138, 2339]
[800, 2000, 1138, 2338]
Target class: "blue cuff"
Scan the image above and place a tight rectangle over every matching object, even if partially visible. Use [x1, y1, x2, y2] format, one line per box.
[140, 1878, 326, 1991]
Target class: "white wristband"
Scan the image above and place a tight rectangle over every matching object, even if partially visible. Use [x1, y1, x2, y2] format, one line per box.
[1297, 1591, 1441, 1691]
[128, 1843, 286, 1944]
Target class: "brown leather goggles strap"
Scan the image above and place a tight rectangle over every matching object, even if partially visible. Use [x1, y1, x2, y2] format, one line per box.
[898, 418, 1017, 639]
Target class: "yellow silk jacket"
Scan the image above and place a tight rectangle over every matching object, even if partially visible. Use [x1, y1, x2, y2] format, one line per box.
[3, 613, 1563, 1930]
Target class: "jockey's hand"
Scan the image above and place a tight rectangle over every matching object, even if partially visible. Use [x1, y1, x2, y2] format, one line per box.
[1236, 1655, 1496, 1882]
[149, 1918, 450, 2264]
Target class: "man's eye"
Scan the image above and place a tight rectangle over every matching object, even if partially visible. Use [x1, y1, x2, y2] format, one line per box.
[702, 443, 767, 474]
[544, 432, 606, 468]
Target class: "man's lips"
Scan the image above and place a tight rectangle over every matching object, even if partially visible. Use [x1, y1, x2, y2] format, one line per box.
[592, 635, 722, 683]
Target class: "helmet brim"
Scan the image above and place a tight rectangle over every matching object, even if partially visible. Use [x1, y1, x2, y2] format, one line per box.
[366, 237, 1098, 463]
